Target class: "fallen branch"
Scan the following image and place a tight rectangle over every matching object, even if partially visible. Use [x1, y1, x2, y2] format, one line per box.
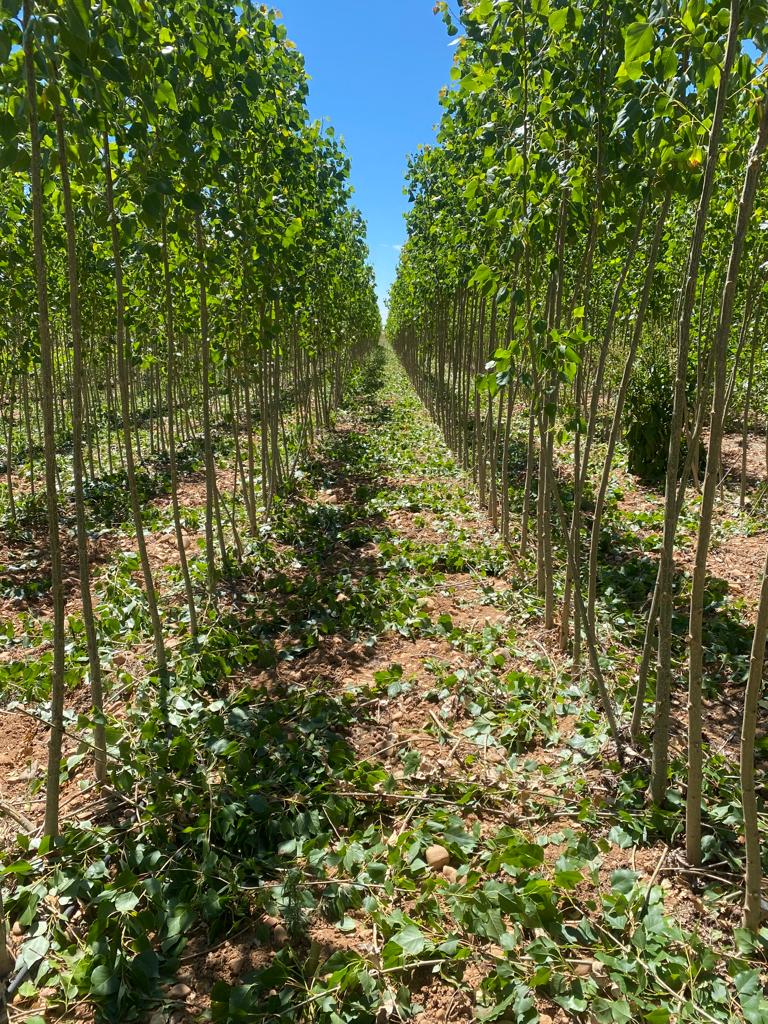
[0, 800, 34, 833]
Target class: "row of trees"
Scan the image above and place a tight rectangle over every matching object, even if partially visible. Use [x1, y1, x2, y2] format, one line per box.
[0, 0, 379, 845]
[388, 0, 768, 929]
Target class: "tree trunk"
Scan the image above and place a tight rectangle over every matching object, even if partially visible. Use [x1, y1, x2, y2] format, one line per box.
[24, 0, 67, 838]
[103, 132, 168, 676]
[162, 210, 198, 635]
[649, 0, 740, 805]
[686, 100, 768, 865]
[741, 543, 768, 930]
[53, 94, 106, 783]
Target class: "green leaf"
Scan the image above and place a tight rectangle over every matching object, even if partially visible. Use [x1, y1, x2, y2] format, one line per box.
[624, 21, 654, 66]
[656, 45, 677, 80]
[16, 934, 49, 971]
[282, 216, 303, 247]
[392, 924, 426, 955]
[613, 98, 643, 136]
[368, 862, 387, 882]
[141, 190, 164, 224]
[608, 825, 635, 848]
[90, 964, 120, 996]
[0, 139, 20, 169]
[155, 80, 178, 111]
[0, 110, 15, 140]
[548, 7, 569, 32]
[554, 868, 582, 889]
[610, 1001, 633, 1024]
[1, 859, 34, 875]
[610, 869, 639, 894]
[469, 263, 497, 295]
[644, 1010, 670, 1024]
[114, 891, 140, 913]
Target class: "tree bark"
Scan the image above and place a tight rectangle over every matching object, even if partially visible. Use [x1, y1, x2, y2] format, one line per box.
[686, 99, 768, 865]
[24, 0, 67, 838]
[741, 543, 768, 930]
[649, 0, 740, 805]
[53, 94, 106, 783]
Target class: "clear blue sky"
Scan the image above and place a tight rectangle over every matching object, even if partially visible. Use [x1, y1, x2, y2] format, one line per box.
[273, 2, 454, 316]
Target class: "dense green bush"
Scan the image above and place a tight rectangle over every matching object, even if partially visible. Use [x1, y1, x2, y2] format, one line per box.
[624, 351, 677, 484]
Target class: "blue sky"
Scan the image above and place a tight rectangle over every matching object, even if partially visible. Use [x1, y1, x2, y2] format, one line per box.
[273, 2, 454, 315]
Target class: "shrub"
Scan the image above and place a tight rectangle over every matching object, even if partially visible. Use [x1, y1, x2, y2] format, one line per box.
[625, 350, 677, 484]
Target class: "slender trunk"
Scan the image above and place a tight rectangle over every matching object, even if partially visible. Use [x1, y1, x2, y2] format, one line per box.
[740, 333, 757, 511]
[24, 0, 67, 838]
[0, 883, 12, 1024]
[741, 544, 768, 930]
[542, 421, 625, 764]
[4, 384, 14, 523]
[686, 101, 768, 866]
[21, 371, 34, 498]
[195, 215, 217, 594]
[243, 372, 258, 532]
[587, 193, 671, 632]
[162, 210, 198, 635]
[650, 0, 740, 805]
[103, 132, 168, 676]
[54, 95, 107, 784]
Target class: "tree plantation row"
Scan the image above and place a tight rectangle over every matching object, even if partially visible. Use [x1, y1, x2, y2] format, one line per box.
[0, 0, 379, 840]
[0, 1, 381, 1011]
[389, 0, 768, 931]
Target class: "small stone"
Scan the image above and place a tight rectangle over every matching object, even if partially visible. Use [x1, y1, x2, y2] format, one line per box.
[540, 1016, 554, 1024]
[442, 865, 458, 884]
[11, 922, 24, 937]
[168, 983, 191, 999]
[425, 844, 450, 871]
[573, 961, 592, 977]
[272, 924, 289, 948]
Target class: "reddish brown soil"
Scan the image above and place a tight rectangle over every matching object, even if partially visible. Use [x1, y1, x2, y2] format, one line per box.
[719, 430, 767, 488]
[709, 530, 767, 616]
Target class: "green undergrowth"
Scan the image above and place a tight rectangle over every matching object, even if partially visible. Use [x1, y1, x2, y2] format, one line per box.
[1, 347, 767, 1024]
